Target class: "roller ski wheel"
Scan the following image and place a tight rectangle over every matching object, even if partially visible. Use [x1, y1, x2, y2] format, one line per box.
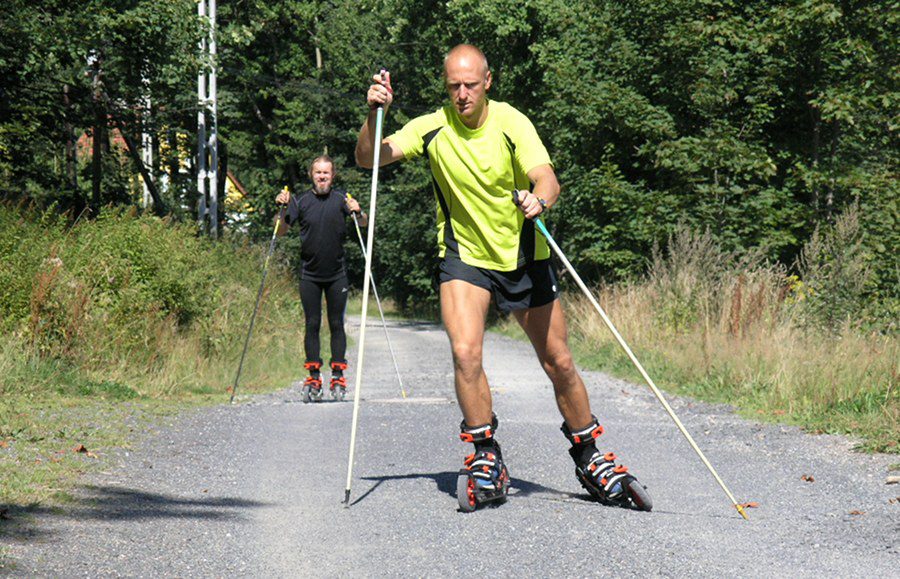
[455, 450, 509, 513]
[575, 451, 653, 512]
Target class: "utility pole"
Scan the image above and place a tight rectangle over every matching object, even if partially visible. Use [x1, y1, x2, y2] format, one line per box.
[197, 0, 208, 231]
[208, 0, 219, 238]
[141, 85, 153, 209]
[197, 0, 219, 237]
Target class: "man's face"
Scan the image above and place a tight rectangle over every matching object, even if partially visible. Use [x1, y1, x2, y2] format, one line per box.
[311, 161, 334, 195]
[444, 54, 491, 125]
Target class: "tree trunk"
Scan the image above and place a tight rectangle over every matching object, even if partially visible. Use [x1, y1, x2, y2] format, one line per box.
[63, 84, 78, 194]
[167, 129, 180, 205]
[91, 59, 103, 212]
[217, 139, 227, 232]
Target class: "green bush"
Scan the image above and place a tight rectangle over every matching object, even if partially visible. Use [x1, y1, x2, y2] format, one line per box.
[0, 203, 302, 396]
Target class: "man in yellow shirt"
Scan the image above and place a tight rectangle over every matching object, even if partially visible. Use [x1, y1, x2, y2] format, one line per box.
[356, 44, 650, 512]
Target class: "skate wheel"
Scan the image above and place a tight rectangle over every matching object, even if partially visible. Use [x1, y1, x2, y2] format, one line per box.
[627, 480, 653, 512]
[456, 473, 477, 513]
[331, 388, 340, 401]
[301, 385, 312, 404]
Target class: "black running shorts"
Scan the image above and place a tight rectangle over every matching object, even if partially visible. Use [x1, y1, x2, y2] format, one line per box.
[439, 255, 560, 313]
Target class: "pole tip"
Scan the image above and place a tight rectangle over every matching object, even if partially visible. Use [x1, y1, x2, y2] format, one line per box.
[735, 504, 749, 520]
[343, 489, 351, 508]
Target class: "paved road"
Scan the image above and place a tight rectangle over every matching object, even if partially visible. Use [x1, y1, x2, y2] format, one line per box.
[5, 317, 898, 577]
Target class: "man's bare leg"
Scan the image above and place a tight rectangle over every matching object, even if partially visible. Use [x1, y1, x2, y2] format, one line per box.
[440, 280, 493, 426]
[514, 299, 593, 429]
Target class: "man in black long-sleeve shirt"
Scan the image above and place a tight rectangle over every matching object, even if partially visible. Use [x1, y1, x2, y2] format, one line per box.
[275, 155, 367, 402]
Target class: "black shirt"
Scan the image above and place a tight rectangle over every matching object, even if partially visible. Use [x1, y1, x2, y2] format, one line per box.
[285, 188, 352, 282]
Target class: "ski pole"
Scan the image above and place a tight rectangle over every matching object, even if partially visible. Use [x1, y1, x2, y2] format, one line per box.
[531, 212, 748, 520]
[344, 70, 388, 507]
[229, 201, 286, 404]
[347, 193, 407, 399]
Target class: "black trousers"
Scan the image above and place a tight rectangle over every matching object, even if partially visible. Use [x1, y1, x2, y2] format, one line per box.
[299, 274, 348, 365]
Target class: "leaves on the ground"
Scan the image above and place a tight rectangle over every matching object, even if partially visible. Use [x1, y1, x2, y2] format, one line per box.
[801, 474, 815, 482]
[848, 510, 865, 515]
[72, 444, 98, 458]
[739, 502, 759, 509]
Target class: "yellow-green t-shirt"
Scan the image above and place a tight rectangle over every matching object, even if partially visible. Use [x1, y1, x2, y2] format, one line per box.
[387, 100, 552, 271]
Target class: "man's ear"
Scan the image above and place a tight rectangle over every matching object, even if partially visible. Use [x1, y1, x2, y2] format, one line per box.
[484, 70, 492, 91]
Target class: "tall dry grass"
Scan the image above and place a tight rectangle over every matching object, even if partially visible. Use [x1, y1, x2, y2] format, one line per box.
[563, 217, 898, 453]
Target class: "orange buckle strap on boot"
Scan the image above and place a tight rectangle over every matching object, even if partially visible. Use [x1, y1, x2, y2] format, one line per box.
[329, 361, 348, 401]
[571, 423, 603, 444]
[329, 361, 348, 397]
[561, 414, 604, 445]
[302, 361, 323, 402]
[458, 413, 498, 443]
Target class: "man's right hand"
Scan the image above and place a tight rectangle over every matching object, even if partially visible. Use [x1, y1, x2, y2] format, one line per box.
[366, 70, 393, 110]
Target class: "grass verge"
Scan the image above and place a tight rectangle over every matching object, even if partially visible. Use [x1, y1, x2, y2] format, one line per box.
[494, 297, 897, 453]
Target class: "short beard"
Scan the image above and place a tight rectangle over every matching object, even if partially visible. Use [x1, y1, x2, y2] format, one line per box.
[313, 183, 331, 195]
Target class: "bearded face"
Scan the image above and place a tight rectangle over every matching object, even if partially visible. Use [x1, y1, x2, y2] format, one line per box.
[311, 160, 335, 195]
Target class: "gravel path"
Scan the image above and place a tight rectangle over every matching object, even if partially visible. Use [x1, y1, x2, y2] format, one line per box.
[4, 317, 898, 577]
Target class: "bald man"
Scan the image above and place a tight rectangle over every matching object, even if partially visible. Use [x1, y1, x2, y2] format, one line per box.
[356, 45, 651, 512]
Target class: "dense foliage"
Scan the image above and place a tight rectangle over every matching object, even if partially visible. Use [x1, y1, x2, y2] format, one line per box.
[1, 0, 896, 324]
[0, 203, 301, 390]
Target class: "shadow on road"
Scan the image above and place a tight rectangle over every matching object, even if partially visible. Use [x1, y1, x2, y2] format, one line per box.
[355, 471, 576, 506]
[0, 485, 270, 542]
[355, 471, 458, 505]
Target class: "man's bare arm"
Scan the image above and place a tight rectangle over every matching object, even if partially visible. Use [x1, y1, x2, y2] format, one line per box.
[356, 71, 405, 168]
[356, 113, 405, 169]
[515, 164, 560, 219]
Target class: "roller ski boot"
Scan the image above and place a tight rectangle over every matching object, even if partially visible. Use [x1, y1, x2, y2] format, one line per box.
[329, 361, 348, 401]
[562, 416, 652, 511]
[456, 414, 510, 512]
[301, 361, 323, 403]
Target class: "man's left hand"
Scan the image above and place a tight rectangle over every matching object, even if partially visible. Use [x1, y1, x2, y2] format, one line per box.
[514, 190, 545, 219]
[346, 197, 362, 214]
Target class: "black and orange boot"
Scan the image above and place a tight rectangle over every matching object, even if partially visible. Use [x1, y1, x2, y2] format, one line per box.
[329, 361, 348, 401]
[561, 416, 652, 511]
[456, 414, 510, 512]
[301, 360, 323, 403]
